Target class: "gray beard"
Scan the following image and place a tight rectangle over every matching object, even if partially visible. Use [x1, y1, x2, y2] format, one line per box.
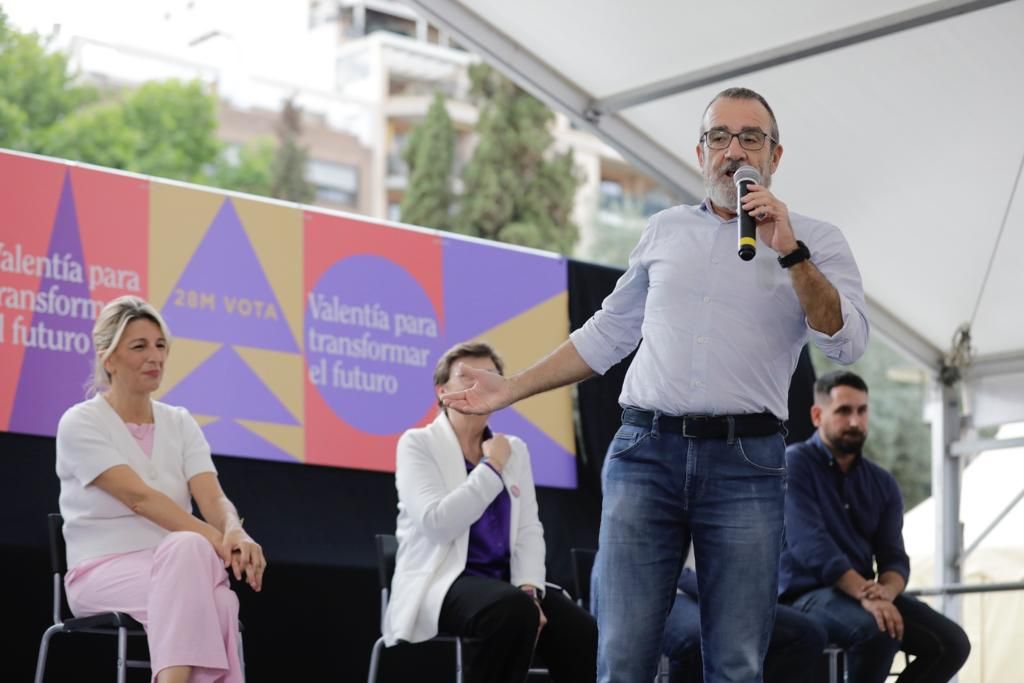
[704, 168, 771, 214]
[705, 177, 736, 213]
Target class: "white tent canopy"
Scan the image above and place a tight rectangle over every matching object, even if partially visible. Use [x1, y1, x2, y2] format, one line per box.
[405, 0, 1024, 408]
[402, 0, 1024, 606]
[903, 423, 1024, 682]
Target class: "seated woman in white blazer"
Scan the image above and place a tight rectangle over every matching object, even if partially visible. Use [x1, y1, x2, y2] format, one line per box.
[384, 341, 596, 683]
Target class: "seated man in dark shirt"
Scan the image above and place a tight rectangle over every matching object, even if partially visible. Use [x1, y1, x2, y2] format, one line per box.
[663, 567, 827, 683]
[780, 370, 970, 682]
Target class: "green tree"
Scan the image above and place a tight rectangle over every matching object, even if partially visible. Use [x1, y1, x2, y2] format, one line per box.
[582, 196, 647, 267]
[0, 9, 97, 149]
[2, 14, 272, 197]
[400, 91, 455, 229]
[270, 98, 314, 203]
[36, 103, 141, 170]
[121, 80, 221, 179]
[454, 63, 579, 254]
[811, 339, 933, 509]
[202, 139, 275, 197]
[38, 80, 221, 181]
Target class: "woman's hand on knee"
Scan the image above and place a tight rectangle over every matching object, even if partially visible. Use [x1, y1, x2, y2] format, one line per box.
[222, 528, 266, 592]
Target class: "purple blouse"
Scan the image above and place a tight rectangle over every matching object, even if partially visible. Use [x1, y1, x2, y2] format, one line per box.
[462, 459, 511, 581]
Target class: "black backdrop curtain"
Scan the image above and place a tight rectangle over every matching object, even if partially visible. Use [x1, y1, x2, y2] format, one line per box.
[5, 258, 815, 681]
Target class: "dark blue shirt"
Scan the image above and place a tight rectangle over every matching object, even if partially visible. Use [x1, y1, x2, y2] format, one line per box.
[462, 459, 511, 581]
[779, 432, 910, 600]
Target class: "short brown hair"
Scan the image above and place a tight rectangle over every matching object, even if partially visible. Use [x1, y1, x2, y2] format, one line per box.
[433, 341, 505, 406]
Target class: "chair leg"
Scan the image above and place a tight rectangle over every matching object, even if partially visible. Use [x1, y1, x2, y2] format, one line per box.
[34, 624, 63, 683]
[117, 626, 128, 683]
[366, 636, 385, 683]
[656, 654, 670, 682]
[454, 637, 464, 683]
[238, 629, 246, 682]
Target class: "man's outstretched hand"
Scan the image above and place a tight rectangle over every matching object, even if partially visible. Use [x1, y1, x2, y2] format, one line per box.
[440, 362, 514, 415]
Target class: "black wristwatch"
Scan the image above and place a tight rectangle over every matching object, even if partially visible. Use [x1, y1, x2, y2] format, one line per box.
[778, 240, 810, 269]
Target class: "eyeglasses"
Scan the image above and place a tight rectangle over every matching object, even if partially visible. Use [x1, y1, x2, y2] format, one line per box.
[700, 128, 776, 151]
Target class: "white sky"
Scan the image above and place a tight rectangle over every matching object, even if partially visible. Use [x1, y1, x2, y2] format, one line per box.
[2, 0, 343, 94]
[2, 0, 312, 66]
[4, 0, 296, 43]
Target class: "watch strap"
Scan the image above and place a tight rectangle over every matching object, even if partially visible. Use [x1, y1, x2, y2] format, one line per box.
[778, 240, 810, 269]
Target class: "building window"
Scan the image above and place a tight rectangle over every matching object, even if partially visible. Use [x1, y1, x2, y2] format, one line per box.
[365, 9, 415, 38]
[307, 159, 359, 207]
[643, 189, 673, 215]
[599, 180, 625, 212]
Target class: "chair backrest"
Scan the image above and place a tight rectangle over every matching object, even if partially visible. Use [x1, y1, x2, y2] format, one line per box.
[375, 534, 399, 593]
[374, 534, 398, 629]
[47, 513, 72, 624]
[570, 547, 597, 610]
[48, 513, 68, 576]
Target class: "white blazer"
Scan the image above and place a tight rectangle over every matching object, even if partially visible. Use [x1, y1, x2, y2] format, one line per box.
[383, 412, 546, 645]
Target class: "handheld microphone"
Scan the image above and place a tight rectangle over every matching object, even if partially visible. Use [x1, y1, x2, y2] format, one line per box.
[734, 165, 761, 261]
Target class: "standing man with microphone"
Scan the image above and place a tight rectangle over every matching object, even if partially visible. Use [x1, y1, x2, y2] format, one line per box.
[442, 87, 868, 683]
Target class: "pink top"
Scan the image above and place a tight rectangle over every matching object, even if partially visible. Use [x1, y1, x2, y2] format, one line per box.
[125, 422, 155, 458]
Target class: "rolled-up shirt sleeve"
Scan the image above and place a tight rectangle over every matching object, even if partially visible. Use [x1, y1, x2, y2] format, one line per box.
[569, 214, 656, 375]
[806, 224, 869, 365]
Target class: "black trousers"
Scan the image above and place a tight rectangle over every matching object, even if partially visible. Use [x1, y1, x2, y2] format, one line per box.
[438, 574, 598, 683]
[890, 595, 971, 683]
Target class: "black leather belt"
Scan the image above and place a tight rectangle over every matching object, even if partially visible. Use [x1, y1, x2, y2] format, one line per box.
[621, 407, 782, 439]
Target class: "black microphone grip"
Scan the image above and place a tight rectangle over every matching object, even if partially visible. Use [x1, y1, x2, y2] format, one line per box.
[737, 179, 757, 261]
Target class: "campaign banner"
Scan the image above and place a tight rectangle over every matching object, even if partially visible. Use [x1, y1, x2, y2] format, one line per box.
[0, 151, 576, 488]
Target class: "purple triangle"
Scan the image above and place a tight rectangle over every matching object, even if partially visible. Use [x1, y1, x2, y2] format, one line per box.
[160, 199, 297, 352]
[161, 346, 298, 424]
[10, 172, 94, 436]
[200, 418, 298, 463]
[442, 238, 566, 343]
[488, 407, 577, 489]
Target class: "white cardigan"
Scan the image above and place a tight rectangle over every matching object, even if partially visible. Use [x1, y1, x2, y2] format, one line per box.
[56, 394, 217, 568]
[383, 412, 546, 645]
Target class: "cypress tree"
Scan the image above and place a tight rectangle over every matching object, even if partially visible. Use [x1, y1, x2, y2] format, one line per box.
[454, 63, 579, 254]
[400, 91, 455, 229]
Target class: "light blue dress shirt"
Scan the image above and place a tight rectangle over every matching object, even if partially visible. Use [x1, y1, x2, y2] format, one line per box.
[569, 201, 868, 420]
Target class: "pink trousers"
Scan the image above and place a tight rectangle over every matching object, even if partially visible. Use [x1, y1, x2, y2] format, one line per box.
[65, 531, 243, 683]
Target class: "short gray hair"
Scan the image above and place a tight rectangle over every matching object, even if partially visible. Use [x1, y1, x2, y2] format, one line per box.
[87, 295, 172, 396]
[700, 87, 780, 145]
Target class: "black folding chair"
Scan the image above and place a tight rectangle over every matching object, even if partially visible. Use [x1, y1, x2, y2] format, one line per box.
[367, 533, 552, 682]
[34, 513, 246, 683]
[366, 534, 472, 683]
[570, 547, 597, 610]
[34, 513, 150, 683]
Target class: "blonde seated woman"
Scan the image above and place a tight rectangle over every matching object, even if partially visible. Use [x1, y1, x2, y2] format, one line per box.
[56, 296, 265, 683]
[384, 342, 597, 683]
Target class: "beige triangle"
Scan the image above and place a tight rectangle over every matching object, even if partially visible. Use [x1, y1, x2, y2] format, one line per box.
[149, 182, 226, 310]
[232, 346, 304, 424]
[472, 292, 575, 453]
[233, 198, 304, 348]
[191, 414, 219, 427]
[154, 339, 221, 400]
[236, 419, 305, 462]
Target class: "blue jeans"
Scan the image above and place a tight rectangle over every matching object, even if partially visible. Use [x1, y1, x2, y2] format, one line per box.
[596, 414, 787, 683]
[662, 594, 828, 683]
[791, 588, 971, 683]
